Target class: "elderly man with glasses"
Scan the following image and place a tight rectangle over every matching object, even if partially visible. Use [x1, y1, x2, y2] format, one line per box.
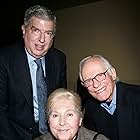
[78, 54, 140, 140]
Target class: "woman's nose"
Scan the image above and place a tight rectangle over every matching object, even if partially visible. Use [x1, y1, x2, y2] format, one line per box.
[58, 116, 66, 126]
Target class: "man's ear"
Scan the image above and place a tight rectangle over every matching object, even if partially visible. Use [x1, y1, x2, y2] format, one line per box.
[110, 67, 117, 80]
[21, 25, 26, 37]
[81, 81, 84, 86]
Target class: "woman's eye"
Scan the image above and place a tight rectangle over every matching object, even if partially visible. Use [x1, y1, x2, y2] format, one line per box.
[66, 113, 74, 117]
[52, 114, 58, 118]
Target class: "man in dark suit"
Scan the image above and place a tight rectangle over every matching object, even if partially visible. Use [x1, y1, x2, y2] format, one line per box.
[78, 54, 140, 140]
[0, 5, 67, 140]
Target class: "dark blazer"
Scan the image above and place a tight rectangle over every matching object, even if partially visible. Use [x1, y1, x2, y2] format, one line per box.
[34, 126, 109, 140]
[0, 40, 67, 140]
[83, 81, 140, 140]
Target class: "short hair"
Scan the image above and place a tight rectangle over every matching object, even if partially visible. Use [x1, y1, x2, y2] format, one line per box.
[46, 88, 82, 119]
[79, 54, 113, 81]
[23, 5, 56, 32]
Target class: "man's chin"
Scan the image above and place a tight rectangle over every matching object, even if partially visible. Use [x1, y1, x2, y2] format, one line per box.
[97, 94, 109, 102]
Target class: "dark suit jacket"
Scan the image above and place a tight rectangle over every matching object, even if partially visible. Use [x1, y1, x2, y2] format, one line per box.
[0, 40, 67, 140]
[83, 81, 140, 140]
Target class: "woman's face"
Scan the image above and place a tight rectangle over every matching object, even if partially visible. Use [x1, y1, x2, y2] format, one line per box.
[48, 98, 82, 140]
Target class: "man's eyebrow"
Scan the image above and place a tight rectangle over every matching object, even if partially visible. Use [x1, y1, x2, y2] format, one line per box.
[31, 25, 54, 32]
[31, 25, 38, 29]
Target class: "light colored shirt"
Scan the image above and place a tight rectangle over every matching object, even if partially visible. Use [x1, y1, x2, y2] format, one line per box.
[25, 49, 46, 122]
[101, 85, 116, 115]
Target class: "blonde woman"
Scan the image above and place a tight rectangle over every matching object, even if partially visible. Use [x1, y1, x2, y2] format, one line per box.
[35, 88, 109, 140]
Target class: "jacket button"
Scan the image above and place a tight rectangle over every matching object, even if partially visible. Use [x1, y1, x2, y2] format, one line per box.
[29, 127, 32, 132]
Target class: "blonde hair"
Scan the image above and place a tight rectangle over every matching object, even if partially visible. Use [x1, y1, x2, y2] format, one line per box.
[46, 88, 82, 119]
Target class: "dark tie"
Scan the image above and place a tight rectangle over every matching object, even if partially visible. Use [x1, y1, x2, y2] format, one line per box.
[34, 59, 48, 134]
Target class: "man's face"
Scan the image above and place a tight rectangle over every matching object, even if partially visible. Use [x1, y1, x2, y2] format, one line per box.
[21, 16, 55, 58]
[81, 58, 116, 102]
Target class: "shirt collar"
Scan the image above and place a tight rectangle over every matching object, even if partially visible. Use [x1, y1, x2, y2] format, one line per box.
[25, 48, 45, 65]
[111, 85, 116, 106]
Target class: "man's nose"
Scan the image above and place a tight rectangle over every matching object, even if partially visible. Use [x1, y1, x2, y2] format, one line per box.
[39, 32, 45, 43]
[92, 79, 101, 88]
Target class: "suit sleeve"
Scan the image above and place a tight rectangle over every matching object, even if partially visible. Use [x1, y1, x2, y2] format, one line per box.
[0, 56, 17, 140]
[59, 53, 67, 88]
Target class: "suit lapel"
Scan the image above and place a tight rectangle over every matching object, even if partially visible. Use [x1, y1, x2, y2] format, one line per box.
[45, 49, 56, 95]
[117, 82, 130, 139]
[15, 45, 33, 110]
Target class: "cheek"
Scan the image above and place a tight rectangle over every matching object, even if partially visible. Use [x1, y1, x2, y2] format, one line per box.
[48, 118, 57, 125]
[24, 33, 31, 43]
[102, 81, 115, 99]
[43, 39, 53, 51]
[69, 119, 81, 137]
[106, 79, 114, 91]
[70, 118, 82, 128]
[48, 118, 57, 128]
[87, 87, 96, 96]
[48, 120, 58, 134]
[47, 39, 53, 46]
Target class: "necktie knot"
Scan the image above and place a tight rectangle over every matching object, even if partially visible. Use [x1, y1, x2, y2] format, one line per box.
[34, 59, 45, 78]
[34, 59, 42, 68]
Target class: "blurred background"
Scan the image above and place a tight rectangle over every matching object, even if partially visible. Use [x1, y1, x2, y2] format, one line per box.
[1, 0, 139, 89]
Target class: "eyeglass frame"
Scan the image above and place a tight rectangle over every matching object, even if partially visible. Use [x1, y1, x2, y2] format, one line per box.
[26, 25, 56, 40]
[81, 68, 109, 88]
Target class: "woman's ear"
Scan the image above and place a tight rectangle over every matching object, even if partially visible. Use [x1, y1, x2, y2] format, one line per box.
[79, 115, 83, 126]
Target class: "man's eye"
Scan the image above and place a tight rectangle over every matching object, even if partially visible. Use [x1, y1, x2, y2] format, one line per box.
[98, 73, 103, 76]
[31, 28, 40, 33]
[84, 79, 92, 84]
[87, 79, 92, 82]
[96, 73, 104, 79]
[46, 32, 53, 36]
[47, 32, 52, 35]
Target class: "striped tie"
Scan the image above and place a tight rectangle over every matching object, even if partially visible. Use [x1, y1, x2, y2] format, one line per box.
[34, 59, 48, 134]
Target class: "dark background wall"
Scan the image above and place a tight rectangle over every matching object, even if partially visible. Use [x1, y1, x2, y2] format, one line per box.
[0, 0, 99, 45]
[54, 0, 140, 89]
[0, 1, 24, 45]
[0, 0, 139, 89]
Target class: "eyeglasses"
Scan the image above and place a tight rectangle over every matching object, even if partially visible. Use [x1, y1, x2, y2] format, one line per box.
[30, 26, 55, 39]
[82, 69, 109, 88]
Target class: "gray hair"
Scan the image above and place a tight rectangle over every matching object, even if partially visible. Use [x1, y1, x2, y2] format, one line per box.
[79, 54, 113, 82]
[23, 5, 56, 32]
[46, 88, 83, 119]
